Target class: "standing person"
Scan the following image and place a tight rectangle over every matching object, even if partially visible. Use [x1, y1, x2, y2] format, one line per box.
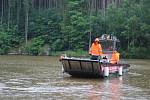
[89, 38, 103, 60]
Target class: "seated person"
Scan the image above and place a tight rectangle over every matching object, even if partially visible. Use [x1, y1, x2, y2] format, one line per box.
[110, 50, 120, 64]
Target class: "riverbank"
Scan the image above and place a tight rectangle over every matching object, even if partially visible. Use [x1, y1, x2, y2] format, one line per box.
[5, 50, 89, 57]
[3, 49, 150, 59]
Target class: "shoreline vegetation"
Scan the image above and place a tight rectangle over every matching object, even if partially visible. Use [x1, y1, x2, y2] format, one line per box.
[6, 50, 89, 57]
[0, 0, 149, 59]
[2, 49, 149, 59]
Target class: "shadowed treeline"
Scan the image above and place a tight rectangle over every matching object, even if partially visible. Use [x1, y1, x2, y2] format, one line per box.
[0, 0, 149, 58]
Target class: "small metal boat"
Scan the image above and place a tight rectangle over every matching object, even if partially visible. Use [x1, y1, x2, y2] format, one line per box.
[60, 34, 130, 77]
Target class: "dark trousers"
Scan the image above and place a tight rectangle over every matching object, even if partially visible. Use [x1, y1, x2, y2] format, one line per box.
[91, 55, 101, 60]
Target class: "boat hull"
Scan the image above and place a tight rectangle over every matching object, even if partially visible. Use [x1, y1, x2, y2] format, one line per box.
[61, 57, 130, 78]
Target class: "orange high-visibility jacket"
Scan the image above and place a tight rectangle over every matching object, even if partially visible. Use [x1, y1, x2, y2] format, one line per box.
[89, 43, 102, 56]
[110, 51, 120, 64]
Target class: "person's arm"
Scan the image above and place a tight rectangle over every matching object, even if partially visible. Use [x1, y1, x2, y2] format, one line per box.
[89, 48, 91, 55]
[89, 44, 92, 55]
[99, 44, 102, 55]
[116, 52, 120, 62]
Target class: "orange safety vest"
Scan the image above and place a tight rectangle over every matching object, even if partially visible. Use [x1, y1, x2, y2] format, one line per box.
[110, 51, 120, 64]
[89, 43, 102, 56]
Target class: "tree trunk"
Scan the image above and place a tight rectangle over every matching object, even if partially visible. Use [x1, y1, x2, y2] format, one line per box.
[8, 0, 11, 29]
[25, 0, 29, 44]
[17, 0, 21, 31]
[89, 0, 93, 50]
[1, 0, 4, 25]
[39, 0, 41, 14]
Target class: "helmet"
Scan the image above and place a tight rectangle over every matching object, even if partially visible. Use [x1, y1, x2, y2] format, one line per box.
[94, 38, 99, 42]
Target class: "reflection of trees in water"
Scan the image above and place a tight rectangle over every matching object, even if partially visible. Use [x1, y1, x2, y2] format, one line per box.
[88, 77, 123, 100]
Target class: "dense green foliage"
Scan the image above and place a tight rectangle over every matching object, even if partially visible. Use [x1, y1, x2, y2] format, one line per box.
[0, 0, 149, 58]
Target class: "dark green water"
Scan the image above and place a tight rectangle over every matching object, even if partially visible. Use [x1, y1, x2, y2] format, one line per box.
[0, 55, 149, 100]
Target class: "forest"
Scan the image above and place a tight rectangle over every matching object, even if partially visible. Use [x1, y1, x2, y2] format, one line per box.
[0, 0, 149, 58]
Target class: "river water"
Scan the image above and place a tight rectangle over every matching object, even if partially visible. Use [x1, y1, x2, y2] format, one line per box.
[0, 55, 149, 100]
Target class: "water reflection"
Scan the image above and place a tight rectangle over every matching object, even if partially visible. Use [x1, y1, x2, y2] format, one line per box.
[88, 77, 123, 100]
